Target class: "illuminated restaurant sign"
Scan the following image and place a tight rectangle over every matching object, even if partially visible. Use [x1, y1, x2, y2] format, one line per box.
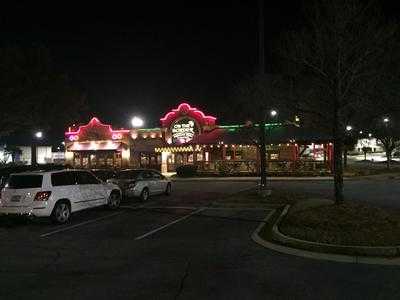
[171, 119, 197, 144]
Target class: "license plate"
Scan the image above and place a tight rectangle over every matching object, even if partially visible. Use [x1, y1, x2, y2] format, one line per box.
[11, 195, 21, 202]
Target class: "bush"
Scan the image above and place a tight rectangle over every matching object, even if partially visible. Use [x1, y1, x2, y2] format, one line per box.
[176, 165, 198, 177]
[217, 162, 232, 176]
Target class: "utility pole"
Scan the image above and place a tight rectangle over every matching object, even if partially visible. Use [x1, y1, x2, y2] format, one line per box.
[258, 0, 265, 75]
[258, 0, 268, 189]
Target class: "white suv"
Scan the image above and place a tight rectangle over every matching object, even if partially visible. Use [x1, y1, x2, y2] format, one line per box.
[0, 169, 121, 224]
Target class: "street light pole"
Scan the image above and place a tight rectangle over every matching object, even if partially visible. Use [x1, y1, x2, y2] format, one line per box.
[257, 0, 269, 193]
[32, 131, 43, 166]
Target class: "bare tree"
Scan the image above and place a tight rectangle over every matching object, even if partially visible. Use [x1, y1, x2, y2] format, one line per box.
[361, 146, 371, 161]
[280, 0, 398, 203]
[373, 118, 400, 169]
[0, 46, 88, 137]
[234, 74, 282, 189]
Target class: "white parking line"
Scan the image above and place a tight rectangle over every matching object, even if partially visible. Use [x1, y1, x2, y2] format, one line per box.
[134, 207, 206, 240]
[143, 206, 273, 211]
[120, 204, 148, 209]
[40, 211, 125, 238]
[142, 206, 199, 210]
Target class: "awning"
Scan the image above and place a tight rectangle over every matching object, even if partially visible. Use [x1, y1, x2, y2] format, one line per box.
[67, 141, 124, 151]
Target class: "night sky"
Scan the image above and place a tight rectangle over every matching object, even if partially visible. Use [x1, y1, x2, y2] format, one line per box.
[2, 1, 400, 132]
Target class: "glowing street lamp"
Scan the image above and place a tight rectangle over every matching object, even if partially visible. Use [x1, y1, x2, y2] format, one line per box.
[383, 117, 390, 123]
[270, 109, 278, 117]
[35, 131, 43, 139]
[346, 125, 352, 132]
[359, 130, 363, 134]
[368, 133, 372, 138]
[131, 116, 144, 128]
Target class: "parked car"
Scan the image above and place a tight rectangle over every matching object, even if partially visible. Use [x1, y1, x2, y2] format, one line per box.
[108, 169, 171, 201]
[0, 169, 121, 224]
[91, 169, 116, 182]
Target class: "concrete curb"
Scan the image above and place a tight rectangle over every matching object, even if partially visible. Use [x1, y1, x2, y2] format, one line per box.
[172, 176, 334, 182]
[252, 207, 400, 266]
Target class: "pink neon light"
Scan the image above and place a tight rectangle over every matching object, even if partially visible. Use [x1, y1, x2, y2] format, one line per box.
[160, 102, 217, 127]
[65, 117, 130, 136]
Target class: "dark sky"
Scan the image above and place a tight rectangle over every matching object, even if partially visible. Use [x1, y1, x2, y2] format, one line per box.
[1, 1, 399, 132]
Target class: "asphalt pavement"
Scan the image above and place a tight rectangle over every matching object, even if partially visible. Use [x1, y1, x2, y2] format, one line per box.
[1, 180, 400, 299]
[269, 177, 400, 209]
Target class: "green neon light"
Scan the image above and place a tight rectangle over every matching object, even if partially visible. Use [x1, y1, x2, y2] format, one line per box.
[219, 123, 282, 129]
[137, 128, 161, 131]
[138, 123, 282, 131]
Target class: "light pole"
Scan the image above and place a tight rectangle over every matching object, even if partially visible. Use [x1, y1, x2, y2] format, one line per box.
[32, 131, 43, 166]
[344, 126, 353, 168]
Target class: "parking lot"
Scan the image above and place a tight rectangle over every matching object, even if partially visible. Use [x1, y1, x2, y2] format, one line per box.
[2, 181, 400, 300]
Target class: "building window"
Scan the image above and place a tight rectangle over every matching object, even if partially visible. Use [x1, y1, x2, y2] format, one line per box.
[270, 153, 279, 160]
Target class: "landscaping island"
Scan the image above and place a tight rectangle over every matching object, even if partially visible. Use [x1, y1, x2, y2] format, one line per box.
[279, 202, 400, 247]
[225, 189, 400, 257]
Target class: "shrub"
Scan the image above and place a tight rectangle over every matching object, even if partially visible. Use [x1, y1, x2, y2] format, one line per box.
[217, 162, 232, 176]
[176, 165, 198, 177]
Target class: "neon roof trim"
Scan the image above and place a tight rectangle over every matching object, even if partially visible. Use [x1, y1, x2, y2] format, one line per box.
[160, 102, 217, 127]
[65, 117, 130, 136]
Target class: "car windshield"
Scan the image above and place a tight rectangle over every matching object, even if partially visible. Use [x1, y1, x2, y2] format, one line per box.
[92, 170, 114, 181]
[116, 170, 143, 180]
[7, 174, 43, 189]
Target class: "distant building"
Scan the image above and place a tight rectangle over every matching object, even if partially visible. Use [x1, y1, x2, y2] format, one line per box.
[0, 145, 53, 165]
[354, 138, 384, 153]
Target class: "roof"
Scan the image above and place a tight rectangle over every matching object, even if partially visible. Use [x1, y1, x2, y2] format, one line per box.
[131, 138, 166, 152]
[185, 125, 332, 145]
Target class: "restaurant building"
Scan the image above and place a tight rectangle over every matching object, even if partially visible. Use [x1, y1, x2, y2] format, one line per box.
[65, 102, 333, 175]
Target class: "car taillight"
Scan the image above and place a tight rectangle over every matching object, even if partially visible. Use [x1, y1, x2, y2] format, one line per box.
[34, 191, 52, 201]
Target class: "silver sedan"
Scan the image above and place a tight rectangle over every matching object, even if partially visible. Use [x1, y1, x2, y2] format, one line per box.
[107, 169, 171, 201]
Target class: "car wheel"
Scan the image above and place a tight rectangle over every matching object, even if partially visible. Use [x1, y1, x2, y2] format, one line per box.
[165, 183, 172, 196]
[51, 201, 71, 224]
[107, 191, 121, 210]
[140, 188, 149, 202]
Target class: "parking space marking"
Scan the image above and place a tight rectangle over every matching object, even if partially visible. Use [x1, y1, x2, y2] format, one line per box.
[40, 211, 125, 238]
[40, 203, 153, 238]
[120, 204, 148, 209]
[142, 206, 199, 210]
[142, 206, 273, 211]
[134, 207, 206, 240]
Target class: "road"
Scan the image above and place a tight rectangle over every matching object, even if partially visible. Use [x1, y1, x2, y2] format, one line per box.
[1, 180, 400, 299]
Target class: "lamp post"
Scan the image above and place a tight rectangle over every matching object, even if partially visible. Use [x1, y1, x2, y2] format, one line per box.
[259, 109, 278, 195]
[32, 131, 43, 166]
[343, 126, 353, 168]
